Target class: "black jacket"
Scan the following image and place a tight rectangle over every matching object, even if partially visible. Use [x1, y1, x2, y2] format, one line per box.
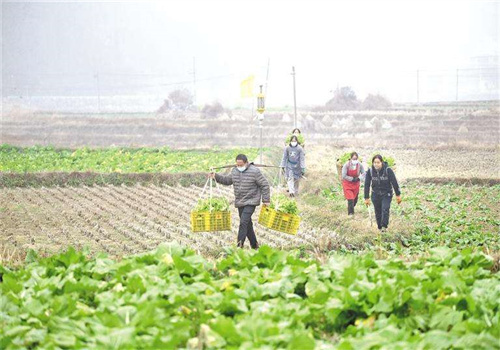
[364, 163, 401, 199]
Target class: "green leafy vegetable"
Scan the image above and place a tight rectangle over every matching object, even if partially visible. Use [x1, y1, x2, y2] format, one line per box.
[368, 151, 396, 167]
[194, 197, 230, 212]
[1, 244, 498, 349]
[338, 151, 363, 165]
[0, 144, 260, 173]
[270, 193, 299, 215]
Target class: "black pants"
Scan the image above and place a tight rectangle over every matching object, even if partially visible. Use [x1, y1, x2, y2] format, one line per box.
[372, 192, 392, 229]
[237, 205, 258, 249]
[347, 194, 359, 215]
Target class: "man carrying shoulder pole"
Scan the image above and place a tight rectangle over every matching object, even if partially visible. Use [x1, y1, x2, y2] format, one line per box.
[209, 154, 271, 249]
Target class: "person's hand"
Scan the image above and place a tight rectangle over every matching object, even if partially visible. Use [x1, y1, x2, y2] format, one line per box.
[396, 196, 402, 205]
[262, 202, 270, 207]
[301, 168, 306, 176]
[208, 172, 215, 179]
[352, 176, 359, 182]
[365, 198, 371, 206]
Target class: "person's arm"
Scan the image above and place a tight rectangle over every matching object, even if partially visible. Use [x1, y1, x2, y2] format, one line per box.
[359, 164, 366, 181]
[256, 170, 270, 204]
[280, 147, 288, 168]
[388, 168, 401, 196]
[342, 163, 354, 181]
[364, 169, 371, 199]
[215, 172, 233, 186]
[300, 147, 305, 173]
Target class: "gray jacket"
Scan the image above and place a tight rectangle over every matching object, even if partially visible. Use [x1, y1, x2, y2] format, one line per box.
[215, 163, 270, 208]
[342, 161, 365, 182]
[280, 145, 306, 179]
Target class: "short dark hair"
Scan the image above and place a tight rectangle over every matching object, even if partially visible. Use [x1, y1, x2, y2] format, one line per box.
[290, 135, 298, 143]
[372, 154, 384, 164]
[236, 154, 248, 163]
[292, 128, 301, 134]
[350, 152, 359, 159]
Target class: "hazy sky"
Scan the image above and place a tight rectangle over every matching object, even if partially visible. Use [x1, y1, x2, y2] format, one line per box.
[2, 0, 499, 107]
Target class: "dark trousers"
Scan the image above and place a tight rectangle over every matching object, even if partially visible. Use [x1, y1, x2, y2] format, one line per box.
[372, 192, 392, 229]
[347, 194, 359, 215]
[237, 205, 258, 249]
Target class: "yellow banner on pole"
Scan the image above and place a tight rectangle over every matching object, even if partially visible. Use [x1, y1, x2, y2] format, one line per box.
[240, 75, 254, 98]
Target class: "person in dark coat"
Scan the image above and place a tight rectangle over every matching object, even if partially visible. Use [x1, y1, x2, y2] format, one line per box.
[364, 154, 402, 232]
[210, 154, 270, 249]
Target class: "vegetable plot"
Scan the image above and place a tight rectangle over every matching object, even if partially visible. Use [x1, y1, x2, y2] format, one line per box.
[1, 244, 498, 349]
[0, 144, 260, 173]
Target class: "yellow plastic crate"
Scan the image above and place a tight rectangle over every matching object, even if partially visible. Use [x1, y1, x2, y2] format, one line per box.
[258, 206, 300, 235]
[190, 211, 231, 232]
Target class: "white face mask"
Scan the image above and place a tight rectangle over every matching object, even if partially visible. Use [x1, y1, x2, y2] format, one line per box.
[351, 159, 359, 165]
[237, 166, 246, 172]
[290, 142, 298, 147]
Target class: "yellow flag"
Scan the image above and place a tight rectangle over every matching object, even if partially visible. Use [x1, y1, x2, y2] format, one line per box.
[240, 75, 254, 98]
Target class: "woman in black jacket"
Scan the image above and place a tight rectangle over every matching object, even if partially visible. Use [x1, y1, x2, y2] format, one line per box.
[364, 154, 402, 232]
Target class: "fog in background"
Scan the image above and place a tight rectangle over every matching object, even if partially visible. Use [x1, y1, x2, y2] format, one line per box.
[2, 0, 499, 111]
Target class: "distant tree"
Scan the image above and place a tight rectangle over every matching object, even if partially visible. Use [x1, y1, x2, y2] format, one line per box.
[362, 94, 392, 110]
[168, 89, 193, 110]
[201, 101, 225, 117]
[325, 86, 360, 110]
[156, 99, 171, 114]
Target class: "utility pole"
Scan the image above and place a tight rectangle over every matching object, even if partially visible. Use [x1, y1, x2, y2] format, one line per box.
[95, 72, 101, 113]
[257, 85, 265, 164]
[292, 66, 297, 128]
[192, 57, 197, 106]
[416, 69, 420, 104]
[265, 58, 270, 96]
[456, 68, 459, 102]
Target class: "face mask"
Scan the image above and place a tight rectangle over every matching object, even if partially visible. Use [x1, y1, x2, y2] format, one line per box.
[351, 160, 359, 165]
[237, 166, 246, 172]
[290, 142, 298, 147]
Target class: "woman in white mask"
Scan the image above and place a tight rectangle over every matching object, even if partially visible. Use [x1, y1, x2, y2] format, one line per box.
[285, 128, 305, 148]
[280, 136, 305, 197]
[342, 152, 365, 216]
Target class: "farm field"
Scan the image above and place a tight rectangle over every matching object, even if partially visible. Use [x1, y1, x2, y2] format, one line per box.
[0, 145, 260, 173]
[1, 179, 499, 264]
[3, 103, 499, 149]
[1, 104, 499, 349]
[2, 243, 499, 349]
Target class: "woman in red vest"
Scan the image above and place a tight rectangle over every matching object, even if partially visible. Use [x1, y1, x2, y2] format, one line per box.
[342, 152, 365, 216]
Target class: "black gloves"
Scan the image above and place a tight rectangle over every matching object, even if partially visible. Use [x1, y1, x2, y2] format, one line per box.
[352, 177, 360, 182]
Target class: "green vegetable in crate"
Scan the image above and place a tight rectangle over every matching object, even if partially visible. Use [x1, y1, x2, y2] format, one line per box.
[194, 197, 230, 212]
[270, 193, 299, 215]
[368, 152, 395, 167]
[338, 151, 363, 165]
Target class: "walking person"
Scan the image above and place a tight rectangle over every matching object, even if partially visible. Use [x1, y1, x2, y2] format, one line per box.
[280, 135, 305, 197]
[210, 154, 270, 249]
[342, 152, 365, 216]
[364, 155, 402, 232]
